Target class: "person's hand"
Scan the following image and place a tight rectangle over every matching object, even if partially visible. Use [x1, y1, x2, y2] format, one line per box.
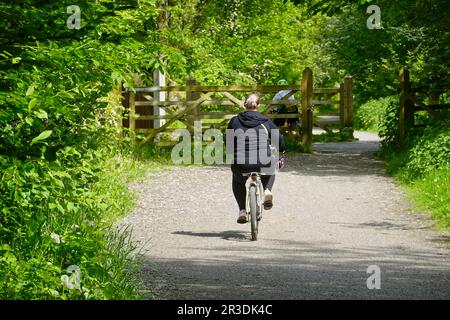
[277, 154, 286, 170]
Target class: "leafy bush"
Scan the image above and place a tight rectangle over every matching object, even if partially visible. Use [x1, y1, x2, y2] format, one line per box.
[356, 96, 397, 132]
[377, 99, 449, 228]
[403, 125, 450, 180]
[379, 110, 450, 181]
[0, 1, 163, 299]
[378, 99, 402, 150]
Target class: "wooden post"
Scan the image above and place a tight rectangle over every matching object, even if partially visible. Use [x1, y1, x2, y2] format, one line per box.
[344, 76, 353, 127]
[339, 82, 345, 127]
[340, 76, 353, 128]
[129, 90, 136, 145]
[301, 68, 313, 149]
[186, 77, 200, 133]
[399, 67, 414, 146]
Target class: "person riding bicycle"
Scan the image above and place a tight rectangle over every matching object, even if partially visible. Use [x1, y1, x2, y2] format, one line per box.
[226, 94, 286, 224]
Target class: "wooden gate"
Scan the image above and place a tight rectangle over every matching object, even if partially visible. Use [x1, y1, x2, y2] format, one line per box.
[121, 68, 353, 148]
[399, 67, 449, 146]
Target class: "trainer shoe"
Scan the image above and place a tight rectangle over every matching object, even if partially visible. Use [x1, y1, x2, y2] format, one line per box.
[237, 210, 247, 224]
[263, 189, 273, 210]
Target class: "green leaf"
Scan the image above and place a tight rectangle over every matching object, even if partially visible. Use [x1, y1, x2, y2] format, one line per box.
[0, 51, 12, 59]
[54, 179, 64, 188]
[57, 203, 64, 213]
[67, 202, 75, 212]
[28, 98, 38, 111]
[11, 57, 21, 64]
[2, 252, 17, 264]
[31, 130, 53, 145]
[1, 244, 12, 251]
[26, 84, 35, 96]
[25, 116, 34, 126]
[35, 109, 48, 119]
[59, 91, 74, 99]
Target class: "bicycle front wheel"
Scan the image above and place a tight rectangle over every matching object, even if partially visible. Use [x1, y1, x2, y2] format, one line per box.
[249, 185, 258, 241]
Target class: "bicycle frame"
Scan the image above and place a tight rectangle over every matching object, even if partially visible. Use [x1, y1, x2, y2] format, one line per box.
[244, 172, 265, 221]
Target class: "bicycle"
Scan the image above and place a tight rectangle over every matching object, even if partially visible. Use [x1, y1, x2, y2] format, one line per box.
[242, 172, 265, 241]
[241, 154, 286, 241]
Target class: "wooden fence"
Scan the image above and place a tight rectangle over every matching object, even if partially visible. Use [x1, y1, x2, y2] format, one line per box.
[121, 68, 353, 148]
[399, 67, 450, 146]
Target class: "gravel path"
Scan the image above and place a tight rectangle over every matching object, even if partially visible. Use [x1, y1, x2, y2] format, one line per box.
[121, 131, 450, 299]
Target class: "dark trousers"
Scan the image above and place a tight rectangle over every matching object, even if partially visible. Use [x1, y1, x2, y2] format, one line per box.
[232, 169, 275, 211]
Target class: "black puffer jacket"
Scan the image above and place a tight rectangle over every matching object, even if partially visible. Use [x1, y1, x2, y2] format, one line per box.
[226, 111, 285, 167]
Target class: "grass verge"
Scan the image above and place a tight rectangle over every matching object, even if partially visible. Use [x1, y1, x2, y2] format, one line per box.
[380, 149, 450, 232]
[404, 166, 450, 230]
[0, 143, 172, 300]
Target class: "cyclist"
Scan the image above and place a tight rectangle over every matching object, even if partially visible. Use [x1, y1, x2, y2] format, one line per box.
[226, 94, 285, 224]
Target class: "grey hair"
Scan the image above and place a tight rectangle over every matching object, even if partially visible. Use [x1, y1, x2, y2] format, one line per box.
[244, 94, 260, 110]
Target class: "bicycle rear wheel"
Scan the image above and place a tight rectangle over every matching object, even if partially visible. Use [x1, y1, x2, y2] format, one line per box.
[249, 185, 258, 241]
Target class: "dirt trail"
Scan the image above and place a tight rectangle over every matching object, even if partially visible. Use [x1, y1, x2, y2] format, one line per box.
[121, 131, 450, 299]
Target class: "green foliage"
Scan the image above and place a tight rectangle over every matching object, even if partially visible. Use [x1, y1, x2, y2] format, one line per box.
[0, 136, 156, 299]
[324, 0, 449, 105]
[165, 0, 448, 109]
[380, 121, 450, 229]
[0, 150, 146, 299]
[378, 99, 401, 149]
[0, 0, 165, 299]
[164, 0, 336, 85]
[356, 96, 398, 132]
[402, 125, 450, 180]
